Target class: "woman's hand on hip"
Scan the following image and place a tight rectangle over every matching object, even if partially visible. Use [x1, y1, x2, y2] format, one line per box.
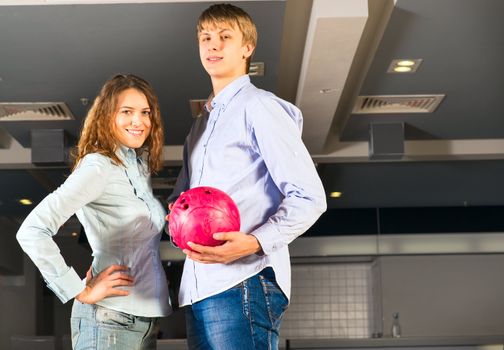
[75, 265, 134, 304]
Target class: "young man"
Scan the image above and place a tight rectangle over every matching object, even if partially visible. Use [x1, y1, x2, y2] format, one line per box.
[168, 4, 327, 349]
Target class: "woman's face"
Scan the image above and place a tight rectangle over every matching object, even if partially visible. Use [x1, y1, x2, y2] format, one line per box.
[113, 88, 152, 149]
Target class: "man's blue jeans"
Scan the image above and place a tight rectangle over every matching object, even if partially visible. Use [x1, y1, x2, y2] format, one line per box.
[185, 267, 288, 350]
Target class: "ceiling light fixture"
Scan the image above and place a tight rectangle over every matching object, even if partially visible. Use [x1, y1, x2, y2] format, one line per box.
[393, 66, 412, 73]
[396, 60, 416, 67]
[329, 191, 342, 198]
[387, 58, 423, 73]
[19, 198, 33, 205]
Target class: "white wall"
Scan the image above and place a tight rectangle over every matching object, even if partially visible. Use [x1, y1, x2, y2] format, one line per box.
[281, 253, 504, 339]
[0, 217, 38, 349]
[0, 256, 37, 350]
[379, 254, 504, 336]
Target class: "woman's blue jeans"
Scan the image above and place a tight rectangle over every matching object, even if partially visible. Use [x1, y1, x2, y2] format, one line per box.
[185, 267, 288, 350]
[71, 301, 159, 350]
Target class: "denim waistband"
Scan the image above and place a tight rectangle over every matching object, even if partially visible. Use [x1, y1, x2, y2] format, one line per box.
[71, 300, 156, 322]
[258, 266, 275, 280]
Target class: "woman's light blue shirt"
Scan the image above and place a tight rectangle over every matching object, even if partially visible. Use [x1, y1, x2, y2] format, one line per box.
[17, 146, 171, 317]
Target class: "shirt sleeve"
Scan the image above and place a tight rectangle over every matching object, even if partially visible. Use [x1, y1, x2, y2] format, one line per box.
[247, 95, 327, 255]
[16, 154, 111, 303]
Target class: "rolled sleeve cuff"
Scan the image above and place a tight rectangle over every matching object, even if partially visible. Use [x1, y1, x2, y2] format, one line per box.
[46, 267, 85, 304]
[251, 224, 282, 256]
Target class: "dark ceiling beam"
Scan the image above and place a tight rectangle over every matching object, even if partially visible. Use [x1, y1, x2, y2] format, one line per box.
[26, 169, 57, 193]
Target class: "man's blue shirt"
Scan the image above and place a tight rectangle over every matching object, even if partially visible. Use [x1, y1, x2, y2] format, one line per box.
[171, 75, 327, 306]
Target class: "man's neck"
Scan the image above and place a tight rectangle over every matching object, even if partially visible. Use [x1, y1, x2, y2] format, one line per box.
[211, 73, 246, 97]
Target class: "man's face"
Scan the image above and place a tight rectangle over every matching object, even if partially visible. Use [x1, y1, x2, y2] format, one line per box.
[198, 22, 254, 81]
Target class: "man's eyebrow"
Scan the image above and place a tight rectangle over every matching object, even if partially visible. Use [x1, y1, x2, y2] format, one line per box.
[200, 27, 234, 35]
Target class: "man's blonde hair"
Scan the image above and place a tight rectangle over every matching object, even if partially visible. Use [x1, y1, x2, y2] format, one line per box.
[197, 3, 257, 73]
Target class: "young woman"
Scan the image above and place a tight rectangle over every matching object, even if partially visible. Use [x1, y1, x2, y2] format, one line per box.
[17, 74, 171, 349]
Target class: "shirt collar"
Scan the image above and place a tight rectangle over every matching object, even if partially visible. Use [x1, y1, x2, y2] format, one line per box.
[210, 74, 251, 110]
[116, 144, 137, 164]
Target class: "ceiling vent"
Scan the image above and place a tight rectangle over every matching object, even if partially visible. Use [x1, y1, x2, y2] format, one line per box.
[353, 94, 445, 114]
[249, 62, 265, 76]
[0, 102, 74, 121]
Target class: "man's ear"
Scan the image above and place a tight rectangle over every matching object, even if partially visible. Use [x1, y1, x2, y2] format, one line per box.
[242, 43, 255, 59]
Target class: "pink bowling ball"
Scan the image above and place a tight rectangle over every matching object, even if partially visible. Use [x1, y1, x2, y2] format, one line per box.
[168, 186, 240, 251]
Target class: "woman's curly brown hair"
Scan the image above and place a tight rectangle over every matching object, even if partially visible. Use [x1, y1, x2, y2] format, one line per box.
[73, 74, 164, 173]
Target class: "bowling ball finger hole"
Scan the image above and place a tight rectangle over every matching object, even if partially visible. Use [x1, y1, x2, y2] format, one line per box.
[204, 190, 212, 194]
[182, 203, 189, 210]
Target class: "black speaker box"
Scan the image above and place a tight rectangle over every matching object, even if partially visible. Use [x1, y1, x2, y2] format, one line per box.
[31, 129, 69, 165]
[369, 123, 404, 160]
